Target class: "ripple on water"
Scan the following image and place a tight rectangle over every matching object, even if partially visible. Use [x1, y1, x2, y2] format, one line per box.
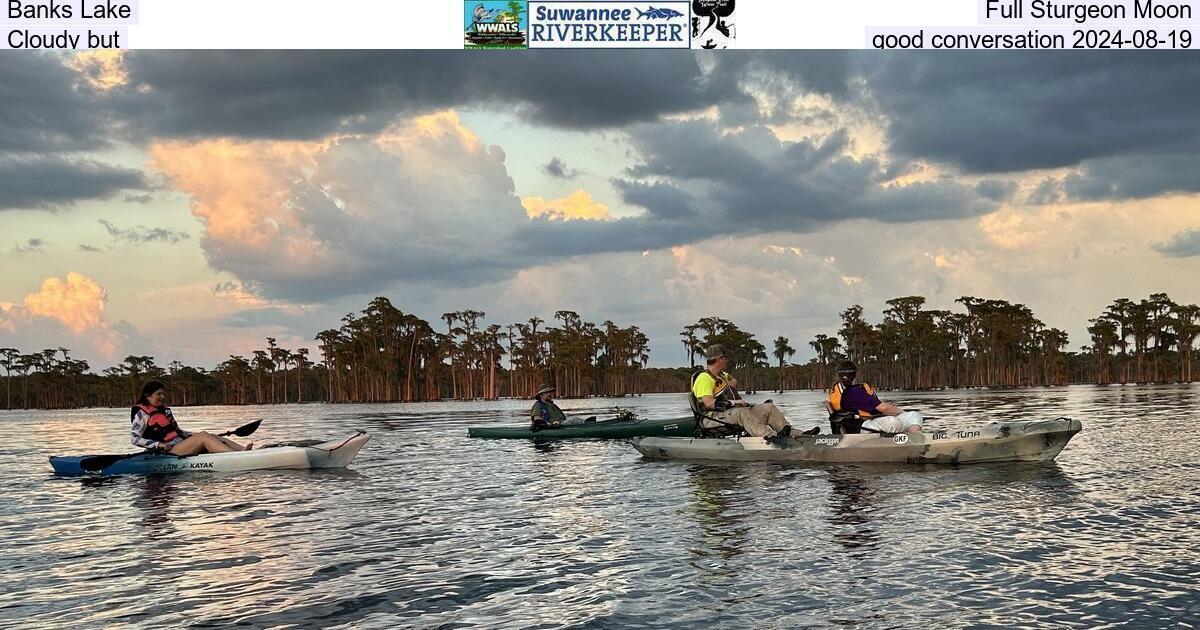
[2, 386, 1199, 627]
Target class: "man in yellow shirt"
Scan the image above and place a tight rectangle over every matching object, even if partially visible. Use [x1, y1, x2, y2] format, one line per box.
[691, 344, 802, 437]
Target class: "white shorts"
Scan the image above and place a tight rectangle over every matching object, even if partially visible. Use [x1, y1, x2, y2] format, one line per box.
[862, 411, 924, 433]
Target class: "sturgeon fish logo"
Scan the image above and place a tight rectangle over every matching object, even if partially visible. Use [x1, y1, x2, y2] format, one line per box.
[637, 6, 685, 19]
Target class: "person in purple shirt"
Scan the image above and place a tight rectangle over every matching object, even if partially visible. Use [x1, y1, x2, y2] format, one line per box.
[827, 360, 923, 434]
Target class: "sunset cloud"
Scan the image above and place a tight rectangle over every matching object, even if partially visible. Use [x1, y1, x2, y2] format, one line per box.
[3, 52, 1200, 368]
[22, 272, 108, 334]
[522, 190, 611, 221]
[150, 111, 527, 299]
[67, 50, 130, 91]
[0, 273, 132, 361]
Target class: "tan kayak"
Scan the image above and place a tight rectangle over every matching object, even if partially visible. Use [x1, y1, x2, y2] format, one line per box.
[631, 418, 1082, 464]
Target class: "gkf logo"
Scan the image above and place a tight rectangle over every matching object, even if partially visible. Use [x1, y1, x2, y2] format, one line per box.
[528, 1, 691, 48]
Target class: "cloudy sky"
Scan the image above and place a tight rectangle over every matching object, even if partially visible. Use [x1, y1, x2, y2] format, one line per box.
[1, 51, 1198, 368]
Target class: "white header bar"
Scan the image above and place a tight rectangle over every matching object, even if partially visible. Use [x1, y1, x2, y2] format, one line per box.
[1, 0, 1195, 49]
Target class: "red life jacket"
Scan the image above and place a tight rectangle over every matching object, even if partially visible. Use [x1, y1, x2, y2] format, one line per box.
[132, 403, 183, 443]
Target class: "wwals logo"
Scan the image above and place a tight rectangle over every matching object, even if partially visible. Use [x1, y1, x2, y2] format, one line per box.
[465, 1, 528, 49]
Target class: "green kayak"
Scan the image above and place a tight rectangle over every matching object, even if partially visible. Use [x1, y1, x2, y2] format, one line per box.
[468, 415, 696, 439]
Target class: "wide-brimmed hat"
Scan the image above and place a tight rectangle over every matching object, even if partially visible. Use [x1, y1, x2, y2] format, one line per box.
[704, 344, 729, 362]
[533, 385, 556, 399]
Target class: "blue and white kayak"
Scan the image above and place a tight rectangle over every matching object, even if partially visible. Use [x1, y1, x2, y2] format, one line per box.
[49, 431, 370, 476]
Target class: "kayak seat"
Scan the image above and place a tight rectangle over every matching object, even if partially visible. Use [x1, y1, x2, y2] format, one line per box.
[689, 393, 746, 439]
[829, 410, 860, 434]
[827, 401, 895, 436]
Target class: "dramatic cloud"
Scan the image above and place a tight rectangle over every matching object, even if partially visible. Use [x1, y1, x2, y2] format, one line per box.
[0, 155, 147, 211]
[99, 219, 190, 244]
[1154, 229, 1200, 258]
[0, 53, 111, 153]
[0, 273, 131, 360]
[1061, 153, 1200, 201]
[21, 272, 107, 333]
[116, 51, 740, 140]
[522, 190, 611, 221]
[4, 50, 1200, 368]
[706, 51, 854, 125]
[518, 120, 994, 257]
[66, 50, 130, 91]
[150, 111, 528, 300]
[868, 53, 1200, 173]
[542, 156, 579, 179]
[0, 54, 145, 212]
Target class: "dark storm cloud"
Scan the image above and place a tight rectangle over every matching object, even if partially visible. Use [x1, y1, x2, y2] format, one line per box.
[542, 156, 578, 179]
[12, 50, 1195, 302]
[0, 54, 142, 211]
[867, 53, 1200, 174]
[0, 156, 147, 211]
[1062, 153, 1200, 201]
[515, 120, 994, 257]
[0, 53, 110, 153]
[623, 120, 991, 225]
[975, 179, 1017, 202]
[709, 51, 854, 99]
[112, 51, 1200, 212]
[116, 51, 743, 139]
[515, 214, 695, 258]
[1154, 229, 1200, 257]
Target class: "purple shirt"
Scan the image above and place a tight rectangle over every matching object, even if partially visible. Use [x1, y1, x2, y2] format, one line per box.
[841, 384, 882, 415]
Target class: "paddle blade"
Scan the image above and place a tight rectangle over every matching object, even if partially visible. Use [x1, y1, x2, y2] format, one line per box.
[79, 453, 133, 472]
[222, 419, 262, 437]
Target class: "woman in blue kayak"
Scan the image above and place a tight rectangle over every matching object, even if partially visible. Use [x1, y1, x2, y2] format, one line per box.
[131, 381, 253, 454]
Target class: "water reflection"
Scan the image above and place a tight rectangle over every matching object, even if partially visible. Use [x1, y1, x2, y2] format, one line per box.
[6, 385, 1200, 627]
[685, 465, 751, 563]
[824, 466, 881, 552]
[529, 438, 561, 454]
[133, 475, 178, 541]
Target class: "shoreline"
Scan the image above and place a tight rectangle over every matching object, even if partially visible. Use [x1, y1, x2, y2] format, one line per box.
[2, 381, 1196, 413]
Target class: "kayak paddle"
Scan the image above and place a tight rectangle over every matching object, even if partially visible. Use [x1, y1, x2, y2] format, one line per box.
[220, 418, 262, 437]
[79, 418, 263, 473]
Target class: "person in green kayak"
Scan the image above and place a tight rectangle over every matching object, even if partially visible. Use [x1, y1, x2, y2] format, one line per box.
[692, 344, 808, 437]
[131, 381, 254, 454]
[530, 385, 567, 432]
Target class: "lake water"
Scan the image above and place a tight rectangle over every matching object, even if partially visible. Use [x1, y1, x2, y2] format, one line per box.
[1, 385, 1198, 628]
